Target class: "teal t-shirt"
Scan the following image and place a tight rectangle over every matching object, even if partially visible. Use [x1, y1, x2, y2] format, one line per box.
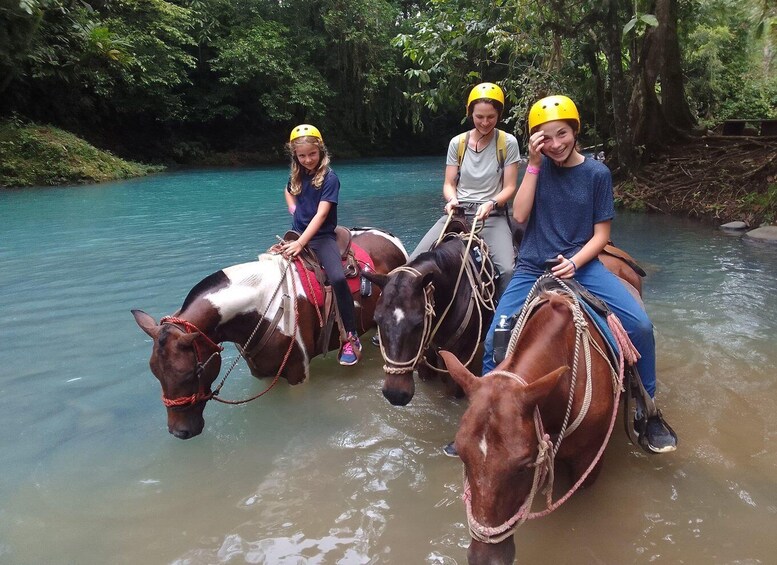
[517, 156, 614, 275]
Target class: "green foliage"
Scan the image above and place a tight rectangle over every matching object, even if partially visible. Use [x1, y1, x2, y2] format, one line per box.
[623, 12, 659, 37]
[684, 0, 777, 124]
[0, 118, 162, 187]
[1, 0, 774, 172]
[739, 181, 777, 224]
[392, 0, 561, 133]
[102, 0, 197, 120]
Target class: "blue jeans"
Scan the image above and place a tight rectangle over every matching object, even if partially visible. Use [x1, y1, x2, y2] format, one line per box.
[482, 259, 657, 397]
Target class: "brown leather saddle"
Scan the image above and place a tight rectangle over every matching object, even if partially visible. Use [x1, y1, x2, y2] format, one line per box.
[280, 226, 362, 353]
[282, 225, 360, 280]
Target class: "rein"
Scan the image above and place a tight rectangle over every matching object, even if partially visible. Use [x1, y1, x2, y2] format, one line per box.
[463, 275, 628, 544]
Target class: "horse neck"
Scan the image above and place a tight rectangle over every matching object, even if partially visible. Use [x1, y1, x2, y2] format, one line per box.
[505, 296, 576, 386]
[177, 298, 224, 342]
[178, 259, 283, 345]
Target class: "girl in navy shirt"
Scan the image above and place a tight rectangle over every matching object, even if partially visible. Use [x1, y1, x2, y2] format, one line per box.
[280, 124, 361, 365]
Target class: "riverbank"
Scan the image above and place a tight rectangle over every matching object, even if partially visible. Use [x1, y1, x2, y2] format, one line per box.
[0, 121, 163, 188]
[3, 121, 775, 230]
[615, 136, 777, 227]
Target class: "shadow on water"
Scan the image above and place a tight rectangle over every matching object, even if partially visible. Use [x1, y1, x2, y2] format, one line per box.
[1, 159, 776, 563]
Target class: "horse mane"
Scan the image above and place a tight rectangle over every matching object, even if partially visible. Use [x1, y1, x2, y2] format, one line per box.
[412, 237, 465, 274]
[180, 270, 230, 311]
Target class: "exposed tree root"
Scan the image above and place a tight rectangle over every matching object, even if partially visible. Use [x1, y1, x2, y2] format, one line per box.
[615, 136, 777, 226]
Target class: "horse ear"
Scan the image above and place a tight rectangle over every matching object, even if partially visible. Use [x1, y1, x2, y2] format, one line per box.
[177, 332, 200, 347]
[522, 365, 568, 409]
[439, 350, 481, 396]
[362, 271, 389, 288]
[132, 309, 161, 339]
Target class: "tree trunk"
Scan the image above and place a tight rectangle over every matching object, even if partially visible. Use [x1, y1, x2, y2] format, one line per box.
[656, 0, 695, 131]
[602, 0, 636, 172]
[629, 0, 695, 163]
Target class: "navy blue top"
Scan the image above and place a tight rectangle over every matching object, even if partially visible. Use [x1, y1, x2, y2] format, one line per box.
[517, 156, 614, 276]
[288, 168, 340, 239]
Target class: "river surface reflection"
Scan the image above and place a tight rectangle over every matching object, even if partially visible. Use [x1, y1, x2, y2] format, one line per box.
[1, 158, 776, 564]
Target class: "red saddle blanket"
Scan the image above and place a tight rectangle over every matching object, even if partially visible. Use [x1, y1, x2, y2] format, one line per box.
[293, 243, 374, 307]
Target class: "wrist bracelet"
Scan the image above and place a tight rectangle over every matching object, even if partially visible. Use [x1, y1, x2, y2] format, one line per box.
[526, 164, 540, 175]
[489, 199, 499, 208]
[569, 258, 577, 272]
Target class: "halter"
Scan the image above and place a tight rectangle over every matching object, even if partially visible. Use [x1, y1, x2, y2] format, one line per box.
[156, 254, 302, 408]
[158, 316, 224, 407]
[379, 266, 436, 374]
[462, 275, 628, 544]
[380, 215, 496, 375]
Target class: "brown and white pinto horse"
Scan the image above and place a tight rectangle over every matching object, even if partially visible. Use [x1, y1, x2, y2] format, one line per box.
[363, 233, 497, 406]
[439, 278, 636, 565]
[132, 228, 407, 439]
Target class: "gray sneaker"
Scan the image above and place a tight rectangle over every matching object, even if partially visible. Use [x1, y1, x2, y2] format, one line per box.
[643, 413, 677, 453]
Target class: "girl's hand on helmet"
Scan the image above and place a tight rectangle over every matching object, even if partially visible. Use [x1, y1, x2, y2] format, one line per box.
[528, 130, 546, 165]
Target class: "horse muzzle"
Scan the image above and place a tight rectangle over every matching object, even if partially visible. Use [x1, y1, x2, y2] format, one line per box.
[382, 372, 415, 406]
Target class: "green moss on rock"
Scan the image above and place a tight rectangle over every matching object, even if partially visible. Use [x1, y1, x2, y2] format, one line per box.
[0, 121, 163, 188]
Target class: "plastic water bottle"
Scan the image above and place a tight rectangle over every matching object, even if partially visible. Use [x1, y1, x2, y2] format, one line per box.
[492, 315, 511, 365]
[360, 265, 372, 297]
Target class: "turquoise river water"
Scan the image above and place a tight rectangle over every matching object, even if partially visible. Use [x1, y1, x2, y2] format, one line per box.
[1, 156, 776, 564]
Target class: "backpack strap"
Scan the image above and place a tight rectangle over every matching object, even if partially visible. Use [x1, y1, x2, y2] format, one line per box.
[455, 131, 470, 186]
[495, 129, 506, 173]
[457, 131, 470, 168]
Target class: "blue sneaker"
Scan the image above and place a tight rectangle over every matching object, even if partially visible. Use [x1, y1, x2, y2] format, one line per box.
[339, 333, 362, 366]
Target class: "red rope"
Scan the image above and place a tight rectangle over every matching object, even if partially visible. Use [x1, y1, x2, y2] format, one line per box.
[160, 316, 224, 354]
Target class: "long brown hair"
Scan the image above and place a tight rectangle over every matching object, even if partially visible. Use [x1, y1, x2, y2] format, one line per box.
[286, 136, 331, 195]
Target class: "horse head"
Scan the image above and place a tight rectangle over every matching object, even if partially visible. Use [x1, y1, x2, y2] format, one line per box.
[133, 310, 223, 439]
[440, 350, 568, 565]
[364, 266, 438, 406]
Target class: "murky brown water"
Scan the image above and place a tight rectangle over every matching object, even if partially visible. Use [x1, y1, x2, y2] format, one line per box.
[1, 166, 776, 564]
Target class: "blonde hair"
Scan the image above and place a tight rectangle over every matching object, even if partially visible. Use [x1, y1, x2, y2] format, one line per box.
[286, 136, 331, 195]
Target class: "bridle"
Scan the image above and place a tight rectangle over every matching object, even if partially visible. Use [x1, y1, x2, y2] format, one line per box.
[379, 217, 495, 375]
[379, 266, 436, 375]
[158, 316, 224, 407]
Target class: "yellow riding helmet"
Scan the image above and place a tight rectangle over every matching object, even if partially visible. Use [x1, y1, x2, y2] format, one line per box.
[466, 82, 505, 110]
[289, 124, 323, 142]
[528, 95, 580, 133]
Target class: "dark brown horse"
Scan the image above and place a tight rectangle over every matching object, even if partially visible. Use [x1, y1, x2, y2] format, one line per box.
[363, 233, 497, 406]
[367, 241, 642, 407]
[132, 228, 407, 439]
[439, 281, 630, 565]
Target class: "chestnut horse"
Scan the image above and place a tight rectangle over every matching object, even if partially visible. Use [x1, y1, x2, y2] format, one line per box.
[368, 242, 643, 407]
[439, 277, 634, 565]
[132, 228, 407, 439]
[363, 232, 497, 405]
